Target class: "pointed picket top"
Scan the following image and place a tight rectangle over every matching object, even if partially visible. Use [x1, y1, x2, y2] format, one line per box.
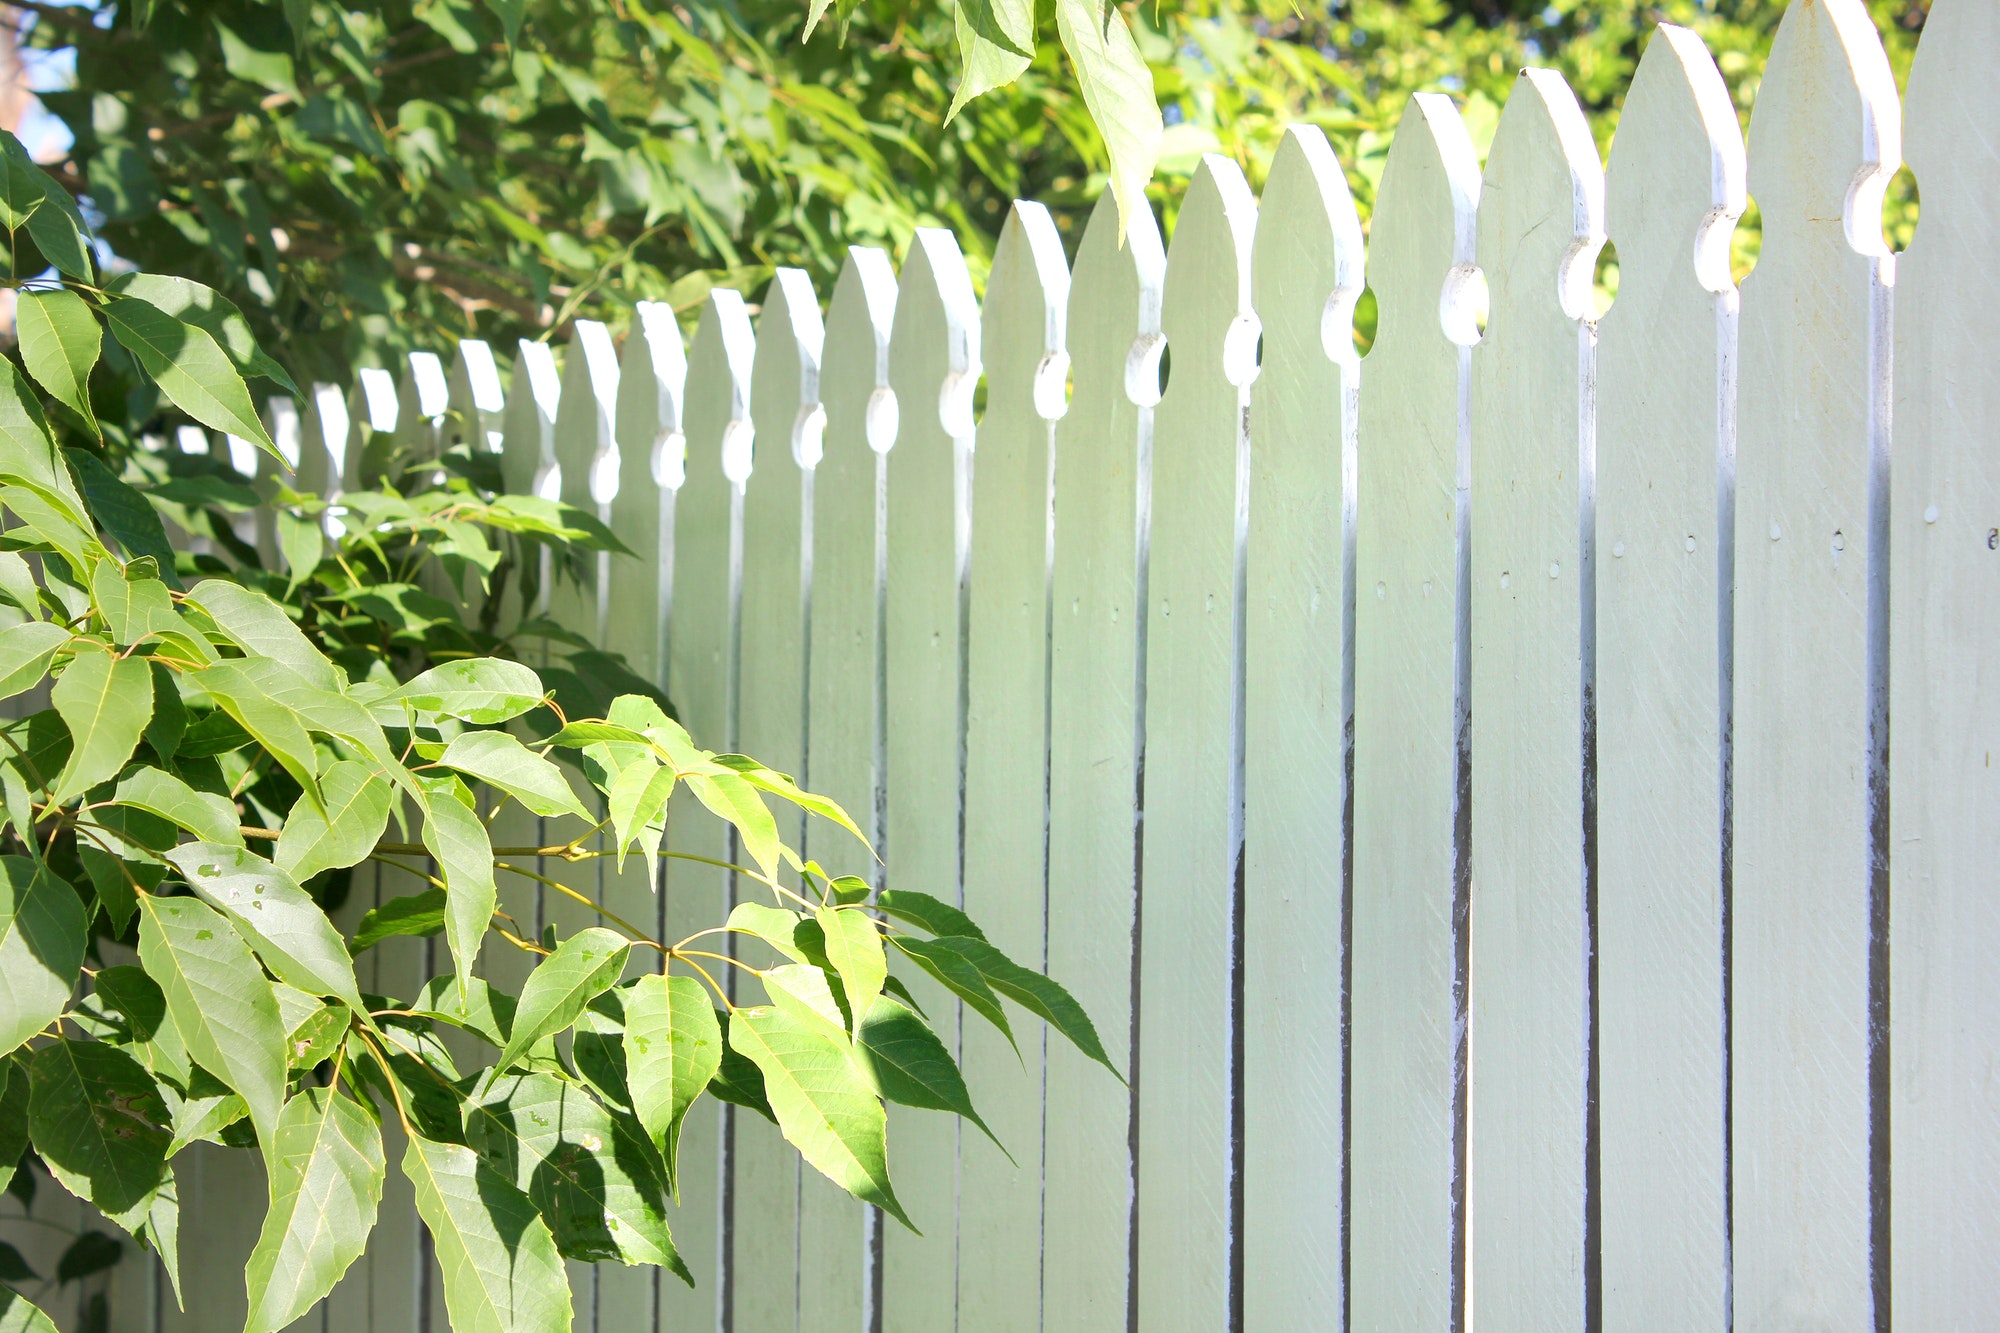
[1478, 67, 1606, 331]
[554, 319, 621, 519]
[1731, 2, 1898, 1325]
[1043, 183, 1162, 1331]
[791, 246, 895, 1327]
[1135, 149, 1258, 1333]
[675, 287, 756, 733]
[295, 382, 349, 500]
[1365, 92, 1482, 360]
[731, 262, 827, 1333]
[959, 198, 1069, 1327]
[501, 338, 561, 500]
[1891, 2, 2000, 1325]
[687, 288, 757, 497]
[1242, 121, 1364, 1332]
[882, 223, 981, 1327]
[345, 366, 398, 491]
[606, 301, 687, 687]
[1593, 25, 1742, 1332]
[1745, 0, 1900, 269]
[444, 339, 506, 457]
[393, 350, 450, 462]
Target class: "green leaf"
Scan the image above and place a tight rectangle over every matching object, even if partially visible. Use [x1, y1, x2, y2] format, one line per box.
[89, 561, 176, 648]
[1054, 0, 1162, 244]
[277, 510, 322, 590]
[163, 843, 365, 1013]
[103, 274, 296, 396]
[496, 927, 629, 1072]
[415, 774, 496, 997]
[62, 450, 177, 582]
[350, 888, 447, 956]
[166, 1087, 247, 1156]
[0, 136, 44, 232]
[482, 0, 526, 44]
[887, 935, 1014, 1051]
[400, 1134, 572, 1333]
[874, 889, 988, 942]
[727, 1006, 912, 1228]
[815, 905, 886, 1026]
[394, 658, 544, 724]
[0, 360, 87, 528]
[710, 756, 867, 847]
[540, 721, 649, 749]
[409, 975, 519, 1050]
[604, 758, 673, 870]
[0, 1057, 28, 1195]
[275, 759, 392, 882]
[189, 661, 321, 808]
[853, 994, 1003, 1153]
[0, 622, 66, 705]
[242, 1087, 383, 1333]
[947, 936, 1118, 1077]
[706, 1020, 775, 1123]
[16, 289, 100, 438]
[684, 772, 779, 880]
[621, 973, 720, 1196]
[26, 1039, 168, 1216]
[436, 730, 589, 821]
[48, 647, 151, 807]
[136, 893, 288, 1151]
[185, 580, 340, 692]
[0, 1286, 58, 1332]
[762, 963, 850, 1042]
[0, 551, 40, 619]
[946, 0, 1033, 122]
[0, 859, 85, 1057]
[102, 296, 276, 455]
[112, 767, 241, 846]
[464, 1071, 688, 1276]
[10, 138, 92, 282]
[725, 901, 807, 965]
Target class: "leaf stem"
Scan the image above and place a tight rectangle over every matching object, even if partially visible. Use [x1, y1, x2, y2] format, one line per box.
[493, 859, 661, 951]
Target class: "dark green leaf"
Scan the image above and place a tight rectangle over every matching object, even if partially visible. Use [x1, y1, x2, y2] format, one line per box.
[854, 994, 1004, 1154]
[103, 274, 295, 396]
[886, 935, 1014, 1052]
[350, 888, 447, 956]
[26, 1039, 168, 1216]
[63, 451, 178, 585]
[950, 936, 1121, 1079]
[55, 1230, 122, 1284]
[0, 622, 67, 706]
[0, 135, 44, 231]
[0, 858, 85, 1056]
[102, 297, 276, 454]
[875, 889, 988, 942]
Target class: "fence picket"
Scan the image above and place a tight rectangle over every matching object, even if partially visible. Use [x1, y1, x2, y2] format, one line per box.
[296, 381, 349, 505]
[501, 338, 561, 503]
[1593, 25, 1741, 1330]
[608, 302, 687, 690]
[1466, 66, 1604, 1333]
[392, 350, 449, 464]
[1891, 1, 2000, 1323]
[802, 245, 897, 1332]
[1041, 186, 1160, 1333]
[1730, 1, 1899, 1324]
[444, 338, 505, 457]
[958, 200, 1068, 1330]
[1134, 153, 1257, 1333]
[1243, 122, 1362, 1329]
[733, 266, 826, 1332]
[1350, 92, 1481, 1333]
[665, 289, 756, 1328]
[880, 227, 980, 1331]
[346, 366, 398, 491]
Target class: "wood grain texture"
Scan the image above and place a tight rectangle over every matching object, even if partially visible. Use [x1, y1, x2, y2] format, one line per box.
[958, 201, 1066, 1331]
[1891, 0, 2000, 1325]
[880, 228, 979, 1333]
[1467, 66, 1603, 1333]
[1042, 187, 1160, 1333]
[1729, 1, 1898, 1326]
[1349, 91, 1480, 1333]
[803, 244, 898, 1333]
[1593, 25, 1741, 1331]
[733, 267, 824, 1333]
[667, 289, 757, 1330]
[1135, 153, 1256, 1333]
[1243, 122, 1361, 1331]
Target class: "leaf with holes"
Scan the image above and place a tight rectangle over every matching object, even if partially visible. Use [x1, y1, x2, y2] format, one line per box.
[163, 843, 364, 1013]
[25, 1040, 168, 1216]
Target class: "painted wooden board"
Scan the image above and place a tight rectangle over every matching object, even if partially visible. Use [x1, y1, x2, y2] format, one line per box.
[253, 394, 300, 571]
[392, 350, 449, 466]
[443, 338, 505, 457]
[1042, 186, 1160, 1333]
[1242, 122, 1361, 1330]
[732, 266, 825, 1333]
[1466, 66, 1603, 1333]
[345, 367, 398, 491]
[295, 382, 350, 502]
[1729, 2, 1898, 1326]
[608, 302, 688, 692]
[1592, 25, 1742, 1331]
[1891, 2, 2000, 1324]
[957, 201, 1067, 1331]
[552, 319, 621, 646]
[501, 338, 562, 503]
[880, 227, 979, 1332]
[1134, 153, 1256, 1333]
[665, 288, 756, 1329]
[802, 245, 898, 1333]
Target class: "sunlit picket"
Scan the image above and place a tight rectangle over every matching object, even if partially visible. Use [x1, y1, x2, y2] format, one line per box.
[4, 0, 1995, 1328]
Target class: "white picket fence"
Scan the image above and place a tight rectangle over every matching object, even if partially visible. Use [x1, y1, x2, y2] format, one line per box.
[7, 0, 1998, 1327]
